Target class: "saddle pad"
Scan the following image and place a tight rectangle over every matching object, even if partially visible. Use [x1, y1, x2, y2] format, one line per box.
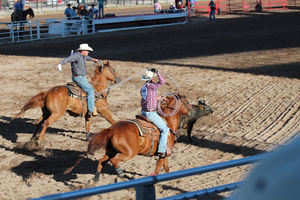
[127, 119, 160, 141]
[66, 82, 86, 99]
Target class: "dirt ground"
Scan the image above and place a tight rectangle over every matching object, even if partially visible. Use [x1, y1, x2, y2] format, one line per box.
[0, 7, 300, 200]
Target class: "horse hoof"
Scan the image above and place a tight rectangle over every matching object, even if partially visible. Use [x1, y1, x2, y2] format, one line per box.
[24, 141, 39, 151]
[93, 172, 100, 182]
[86, 133, 90, 141]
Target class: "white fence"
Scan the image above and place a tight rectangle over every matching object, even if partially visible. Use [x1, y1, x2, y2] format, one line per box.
[0, 10, 188, 44]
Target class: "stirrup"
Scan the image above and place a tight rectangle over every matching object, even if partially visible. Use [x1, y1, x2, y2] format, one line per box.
[157, 152, 167, 158]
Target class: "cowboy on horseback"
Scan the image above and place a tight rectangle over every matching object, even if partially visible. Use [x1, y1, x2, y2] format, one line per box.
[13, 0, 23, 20]
[140, 68, 170, 158]
[58, 43, 99, 118]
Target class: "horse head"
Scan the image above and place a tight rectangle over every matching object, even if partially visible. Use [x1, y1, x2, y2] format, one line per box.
[160, 93, 192, 119]
[159, 93, 192, 133]
[26, 7, 35, 19]
[94, 60, 121, 84]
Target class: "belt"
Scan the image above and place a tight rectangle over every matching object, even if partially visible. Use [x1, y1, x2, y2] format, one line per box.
[142, 109, 156, 112]
[73, 74, 78, 77]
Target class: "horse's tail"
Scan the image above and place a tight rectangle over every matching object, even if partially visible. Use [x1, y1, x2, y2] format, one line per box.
[64, 128, 112, 175]
[64, 153, 88, 175]
[88, 128, 113, 154]
[12, 91, 47, 119]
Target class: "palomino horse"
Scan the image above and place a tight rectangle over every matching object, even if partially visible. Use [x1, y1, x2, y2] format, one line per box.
[11, 7, 35, 32]
[64, 93, 193, 181]
[13, 61, 121, 150]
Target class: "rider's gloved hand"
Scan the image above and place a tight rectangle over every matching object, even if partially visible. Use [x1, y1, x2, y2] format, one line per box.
[57, 64, 62, 71]
[92, 58, 99, 63]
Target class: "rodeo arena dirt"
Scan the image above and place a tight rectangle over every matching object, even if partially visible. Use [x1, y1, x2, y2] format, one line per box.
[0, 1, 300, 199]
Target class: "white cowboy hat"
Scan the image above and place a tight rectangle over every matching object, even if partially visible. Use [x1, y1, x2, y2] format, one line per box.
[76, 43, 93, 51]
[141, 70, 155, 81]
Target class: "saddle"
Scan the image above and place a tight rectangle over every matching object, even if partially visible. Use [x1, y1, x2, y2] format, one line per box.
[65, 82, 105, 100]
[128, 115, 172, 156]
[66, 82, 86, 99]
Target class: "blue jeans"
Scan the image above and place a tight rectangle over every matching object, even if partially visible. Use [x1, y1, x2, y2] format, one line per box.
[141, 111, 170, 153]
[209, 10, 216, 20]
[72, 76, 95, 113]
[98, 5, 104, 18]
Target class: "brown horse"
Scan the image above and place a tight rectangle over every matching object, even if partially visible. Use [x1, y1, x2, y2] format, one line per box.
[13, 61, 121, 150]
[64, 93, 194, 181]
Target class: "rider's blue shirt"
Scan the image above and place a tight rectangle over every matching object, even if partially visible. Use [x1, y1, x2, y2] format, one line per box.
[14, 2, 22, 11]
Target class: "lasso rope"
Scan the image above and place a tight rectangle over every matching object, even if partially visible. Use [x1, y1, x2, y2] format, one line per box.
[59, 62, 182, 116]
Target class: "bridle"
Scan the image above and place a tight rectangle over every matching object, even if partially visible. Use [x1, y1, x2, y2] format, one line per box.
[92, 61, 119, 98]
[159, 93, 192, 118]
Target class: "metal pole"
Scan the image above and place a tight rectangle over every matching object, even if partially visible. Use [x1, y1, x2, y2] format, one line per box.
[136, 184, 156, 200]
[37, 20, 40, 39]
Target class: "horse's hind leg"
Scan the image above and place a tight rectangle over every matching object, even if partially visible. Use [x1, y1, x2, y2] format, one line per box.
[37, 113, 63, 144]
[93, 154, 111, 182]
[110, 153, 135, 177]
[31, 116, 44, 141]
[31, 109, 49, 141]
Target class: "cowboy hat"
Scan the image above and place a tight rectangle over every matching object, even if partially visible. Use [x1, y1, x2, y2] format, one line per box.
[76, 43, 93, 51]
[141, 70, 155, 81]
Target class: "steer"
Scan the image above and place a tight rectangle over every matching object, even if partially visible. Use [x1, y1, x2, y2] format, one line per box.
[180, 98, 213, 141]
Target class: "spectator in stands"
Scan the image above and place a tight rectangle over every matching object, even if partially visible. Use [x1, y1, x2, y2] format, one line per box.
[189, 0, 196, 15]
[21, 0, 25, 10]
[209, 0, 216, 21]
[88, 4, 98, 19]
[71, 6, 79, 19]
[170, 2, 176, 11]
[64, 3, 73, 18]
[98, 0, 107, 18]
[79, 4, 88, 17]
[70, 6, 78, 19]
[177, 1, 183, 9]
[154, 1, 162, 13]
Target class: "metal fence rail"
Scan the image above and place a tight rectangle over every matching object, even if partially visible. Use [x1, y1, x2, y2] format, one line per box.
[0, 9, 188, 44]
[30, 153, 267, 200]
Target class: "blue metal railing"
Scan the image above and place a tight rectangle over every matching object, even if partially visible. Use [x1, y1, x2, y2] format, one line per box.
[31, 153, 267, 200]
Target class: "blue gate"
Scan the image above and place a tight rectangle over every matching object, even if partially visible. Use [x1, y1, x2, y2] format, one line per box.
[30, 153, 267, 200]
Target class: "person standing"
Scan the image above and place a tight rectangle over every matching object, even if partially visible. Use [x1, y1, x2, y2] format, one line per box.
[57, 44, 99, 118]
[209, 0, 216, 21]
[189, 0, 196, 15]
[14, 0, 23, 20]
[98, 0, 106, 18]
[140, 68, 170, 158]
[88, 4, 98, 19]
[64, 3, 73, 18]
[154, 0, 162, 13]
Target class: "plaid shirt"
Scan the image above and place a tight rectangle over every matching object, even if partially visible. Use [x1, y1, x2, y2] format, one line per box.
[140, 72, 165, 111]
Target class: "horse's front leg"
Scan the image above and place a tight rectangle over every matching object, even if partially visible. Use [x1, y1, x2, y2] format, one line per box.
[163, 157, 170, 173]
[85, 115, 92, 141]
[151, 158, 165, 175]
[95, 99, 115, 124]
